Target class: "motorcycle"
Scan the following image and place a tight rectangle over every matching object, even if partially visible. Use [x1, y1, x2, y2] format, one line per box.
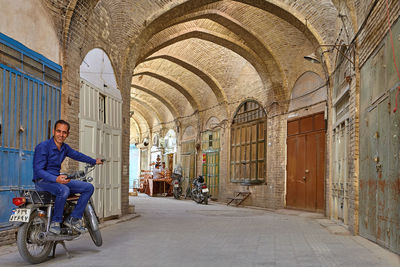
[9, 163, 103, 264]
[191, 175, 209, 205]
[171, 172, 183, 199]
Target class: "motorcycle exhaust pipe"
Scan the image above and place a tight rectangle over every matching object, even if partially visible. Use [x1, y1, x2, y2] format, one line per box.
[38, 232, 79, 241]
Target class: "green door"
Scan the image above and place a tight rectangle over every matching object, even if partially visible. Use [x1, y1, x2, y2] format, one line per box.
[202, 151, 219, 199]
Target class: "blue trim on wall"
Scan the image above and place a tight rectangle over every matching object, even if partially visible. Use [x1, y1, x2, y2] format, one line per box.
[0, 32, 62, 73]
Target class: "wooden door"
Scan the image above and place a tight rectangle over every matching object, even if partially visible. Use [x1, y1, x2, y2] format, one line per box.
[287, 113, 325, 212]
[202, 151, 219, 199]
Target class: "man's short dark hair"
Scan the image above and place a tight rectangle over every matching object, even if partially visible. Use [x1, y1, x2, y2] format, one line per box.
[54, 120, 70, 132]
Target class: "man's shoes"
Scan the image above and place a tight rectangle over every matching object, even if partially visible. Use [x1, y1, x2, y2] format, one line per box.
[64, 216, 87, 233]
[49, 221, 61, 235]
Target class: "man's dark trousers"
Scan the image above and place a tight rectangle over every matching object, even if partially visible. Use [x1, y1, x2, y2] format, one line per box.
[35, 179, 94, 223]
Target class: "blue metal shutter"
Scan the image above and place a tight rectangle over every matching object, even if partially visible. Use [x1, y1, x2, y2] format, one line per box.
[0, 33, 62, 228]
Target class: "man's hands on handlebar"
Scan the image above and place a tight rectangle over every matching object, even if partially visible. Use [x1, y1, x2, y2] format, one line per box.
[96, 158, 105, 165]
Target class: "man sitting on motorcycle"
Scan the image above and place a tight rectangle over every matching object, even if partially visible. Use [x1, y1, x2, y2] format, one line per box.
[33, 120, 103, 235]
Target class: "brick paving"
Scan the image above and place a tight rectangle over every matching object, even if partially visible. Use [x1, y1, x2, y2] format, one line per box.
[0, 194, 398, 266]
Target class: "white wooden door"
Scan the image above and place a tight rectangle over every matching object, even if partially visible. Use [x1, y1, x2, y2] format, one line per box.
[103, 125, 113, 217]
[80, 119, 104, 218]
[111, 129, 121, 216]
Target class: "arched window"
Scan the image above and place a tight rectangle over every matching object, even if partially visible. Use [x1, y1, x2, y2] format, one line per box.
[230, 100, 266, 184]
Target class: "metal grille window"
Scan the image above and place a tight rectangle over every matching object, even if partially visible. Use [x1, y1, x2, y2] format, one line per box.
[230, 100, 266, 184]
[201, 130, 220, 151]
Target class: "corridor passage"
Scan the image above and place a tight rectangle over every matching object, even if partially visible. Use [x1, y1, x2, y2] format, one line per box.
[0, 195, 398, 266]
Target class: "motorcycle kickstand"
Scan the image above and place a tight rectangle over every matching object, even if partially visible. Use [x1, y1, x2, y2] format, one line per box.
[52, 241, 72, 259]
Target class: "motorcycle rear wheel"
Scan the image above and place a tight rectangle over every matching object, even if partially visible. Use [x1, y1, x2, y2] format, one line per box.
[173, 187, 182, 199]
[16, 211, 53, 264]
[192, 190, 202, 203]
[203, 196, 208, 205]
[84, 214, 102, 247]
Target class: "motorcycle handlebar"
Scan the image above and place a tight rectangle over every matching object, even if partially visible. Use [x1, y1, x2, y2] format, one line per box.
[64, 160, 103, 180]
[66, 170, 85, 179]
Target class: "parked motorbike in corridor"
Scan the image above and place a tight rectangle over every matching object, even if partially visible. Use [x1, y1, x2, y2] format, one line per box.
[191, 175, 209, 205]
[9, 163, 103, 264]
[172, 172, 183, 199]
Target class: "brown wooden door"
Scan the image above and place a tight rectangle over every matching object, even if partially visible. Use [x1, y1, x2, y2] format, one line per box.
[287, 113, 325, 212]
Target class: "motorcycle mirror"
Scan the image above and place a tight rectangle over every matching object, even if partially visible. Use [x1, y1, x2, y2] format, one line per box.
[87, 176, 93, 182]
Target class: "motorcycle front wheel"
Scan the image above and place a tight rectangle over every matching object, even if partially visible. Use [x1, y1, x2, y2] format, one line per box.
[192, 190, 202, 203]
[84, 212, 102, 247]
[16, 211, 53, 264]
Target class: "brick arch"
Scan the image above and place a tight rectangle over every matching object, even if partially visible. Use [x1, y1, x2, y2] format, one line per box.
[133, 106, 159, 131]
[131, 84, 180, 118]
[131, 110, 151, 139]
[144, 55, 228, 105]
[62, 0, 79, 49]
[138, 29, 278, 102]
[130, 99, 162, 127]
[128, 0, 334, 70]
[132, 71, 200, 111]
[130, 117, 142, 141]
[62, 0, 100, 51]
[131, 98, 164, 124]
[160, 9, 287, 93]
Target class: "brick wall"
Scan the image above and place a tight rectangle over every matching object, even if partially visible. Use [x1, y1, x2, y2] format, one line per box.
[0, 229, 16, 246]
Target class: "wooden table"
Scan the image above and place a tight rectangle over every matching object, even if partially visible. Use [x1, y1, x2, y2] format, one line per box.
[144, 177, 172, 196]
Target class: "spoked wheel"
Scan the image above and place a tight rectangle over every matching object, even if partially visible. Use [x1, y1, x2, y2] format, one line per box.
[192, 190, 202, 203]
[84, 213, 102, 247]
[16, 211, 53, 264]
[173, 187, 182, 199]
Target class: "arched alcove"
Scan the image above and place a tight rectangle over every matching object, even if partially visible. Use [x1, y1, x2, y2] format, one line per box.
[205, 116, 220, 130]
[79, 48, 122, 219]
[230, 100, 266, 185]
[288, 71, 326, 112]
[182, 125, 196, 141]
[80, 48, 121, 99]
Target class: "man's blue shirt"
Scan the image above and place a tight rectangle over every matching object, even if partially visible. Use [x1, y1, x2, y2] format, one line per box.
[33, 138, 96, 182]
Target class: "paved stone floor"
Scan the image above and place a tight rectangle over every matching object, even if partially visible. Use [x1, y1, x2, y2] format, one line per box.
[0, 194, 399, 266]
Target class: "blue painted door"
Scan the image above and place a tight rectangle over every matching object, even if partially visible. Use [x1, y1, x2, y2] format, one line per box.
[0, 33, 62, 228]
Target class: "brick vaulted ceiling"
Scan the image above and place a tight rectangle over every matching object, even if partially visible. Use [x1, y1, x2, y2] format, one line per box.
[42, 0, 342, 141]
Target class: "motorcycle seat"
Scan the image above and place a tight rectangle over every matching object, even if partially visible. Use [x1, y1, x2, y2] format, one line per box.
[67, 194, 80, 201]
[27, 191, 80, 204]
[29, 191, 56, 204]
